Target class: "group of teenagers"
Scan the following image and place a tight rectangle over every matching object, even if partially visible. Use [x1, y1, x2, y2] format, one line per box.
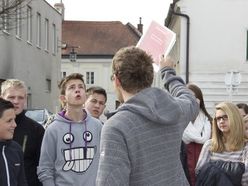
[0, 46, 248, 186]
[0, 77, 107, 186]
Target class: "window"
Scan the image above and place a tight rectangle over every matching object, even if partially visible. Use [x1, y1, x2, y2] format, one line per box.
[15, 4, 22, 37]
[46, 79, 51, 92]
[2, 0, 9, 32]
[52, 24, 56, 54]
[62, 71, 66, 78]
[36, 12, 41, 47]
[247, 30, 248, 61]
[27, 6, 32, 42]
[27, 93, 32, 109]
[86, 72, 95, 85]
[45, 18, 49, 51]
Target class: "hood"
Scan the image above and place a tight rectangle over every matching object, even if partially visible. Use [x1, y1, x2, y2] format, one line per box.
[54, 109, 90, 124]
[117, 87, 183, 125]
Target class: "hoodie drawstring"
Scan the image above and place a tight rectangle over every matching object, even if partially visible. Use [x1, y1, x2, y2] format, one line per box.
[68, 110, 88, 160]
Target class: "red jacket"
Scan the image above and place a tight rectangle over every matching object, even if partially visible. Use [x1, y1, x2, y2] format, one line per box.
[186, 142, 203, 186]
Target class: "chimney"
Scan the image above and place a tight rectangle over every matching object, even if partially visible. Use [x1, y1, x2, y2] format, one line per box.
[137, 17, 143, 34]
[54, 0, 65, 20]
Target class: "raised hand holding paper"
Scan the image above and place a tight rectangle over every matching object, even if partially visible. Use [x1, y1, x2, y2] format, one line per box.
[136, 20, 176, 72]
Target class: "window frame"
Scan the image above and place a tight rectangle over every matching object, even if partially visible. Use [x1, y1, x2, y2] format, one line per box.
[45, 18, 49, 51]
[36, 12, 41, 47]
[52, 23, 56, 54]
[15, 3, 22, 38]
[86, 71, 95, 85]
[2, 0, 10, 33]
[27, 5, 32, 43]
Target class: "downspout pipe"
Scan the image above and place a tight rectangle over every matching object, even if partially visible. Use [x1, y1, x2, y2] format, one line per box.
[169, 10, 190, 83]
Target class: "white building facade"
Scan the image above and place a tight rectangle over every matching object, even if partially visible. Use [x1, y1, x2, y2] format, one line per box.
[0, 0, 62, 112]
[61, 56, 115, 114]
[165, 0, 248, 114]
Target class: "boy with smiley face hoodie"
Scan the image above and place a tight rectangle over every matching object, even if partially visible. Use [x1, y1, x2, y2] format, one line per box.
[37, 73, 102, 186]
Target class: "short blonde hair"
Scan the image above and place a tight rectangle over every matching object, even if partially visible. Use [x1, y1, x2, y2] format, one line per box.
[211, 102, 245, 152]
[1, 79, 27, 96]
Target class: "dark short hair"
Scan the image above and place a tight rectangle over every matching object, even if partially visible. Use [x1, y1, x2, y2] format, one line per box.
[0, 98, 14, 118]
[112, 46, 154, 93]
[58, 73, 85, 95]
[236, 103, 248, 115]
[86, 86, 107, 103]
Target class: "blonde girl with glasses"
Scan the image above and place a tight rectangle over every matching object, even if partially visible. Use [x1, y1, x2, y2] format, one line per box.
[195, 102, 248, 186]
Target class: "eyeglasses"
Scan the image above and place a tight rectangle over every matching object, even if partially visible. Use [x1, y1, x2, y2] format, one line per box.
[110, 72, 118, 81]
[110, 74, 114, 81]
[110, 72, 121, 83]
[215, 115, 228, 122]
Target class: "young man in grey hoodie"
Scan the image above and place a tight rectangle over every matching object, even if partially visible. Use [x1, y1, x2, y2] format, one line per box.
[37, 73, 102, 186]
[96, 46, 199, 186]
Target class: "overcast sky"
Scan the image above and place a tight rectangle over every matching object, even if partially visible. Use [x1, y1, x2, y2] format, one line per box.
[46, 0, 172, 31]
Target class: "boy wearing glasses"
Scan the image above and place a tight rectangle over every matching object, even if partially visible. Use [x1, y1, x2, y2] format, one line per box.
[96, 46, 199, 186]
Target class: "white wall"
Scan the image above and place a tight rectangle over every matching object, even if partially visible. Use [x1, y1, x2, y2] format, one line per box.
[61, 57, 117, 116]
[177, 0, 248, 72]
[168, 0, 248, 113]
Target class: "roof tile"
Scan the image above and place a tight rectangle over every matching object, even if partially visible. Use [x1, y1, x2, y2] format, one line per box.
[62, 21, 141, 55]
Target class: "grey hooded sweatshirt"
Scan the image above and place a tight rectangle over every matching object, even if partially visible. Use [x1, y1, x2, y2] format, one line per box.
[96, 67, 199, 186]
[37, 110, 102, 186]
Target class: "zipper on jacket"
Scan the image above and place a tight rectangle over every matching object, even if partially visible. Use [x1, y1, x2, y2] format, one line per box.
[22, 135, 27, 152]
[2, 145, 10, 186]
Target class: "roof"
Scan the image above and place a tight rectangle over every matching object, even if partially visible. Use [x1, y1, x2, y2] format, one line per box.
[165, 0, 180, 26]
[62, 21, 141, 55]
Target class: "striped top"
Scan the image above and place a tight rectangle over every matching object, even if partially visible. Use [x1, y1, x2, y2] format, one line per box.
[196, 140, 248, 186]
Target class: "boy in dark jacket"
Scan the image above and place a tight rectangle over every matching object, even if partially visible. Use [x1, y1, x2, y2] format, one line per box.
[0, 97, 27, 186]
[1, 79, 44, 186]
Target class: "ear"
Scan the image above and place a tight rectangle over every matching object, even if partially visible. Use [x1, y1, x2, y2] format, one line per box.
[114, 75, 121, 87]
[59, 95, 66, 104]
